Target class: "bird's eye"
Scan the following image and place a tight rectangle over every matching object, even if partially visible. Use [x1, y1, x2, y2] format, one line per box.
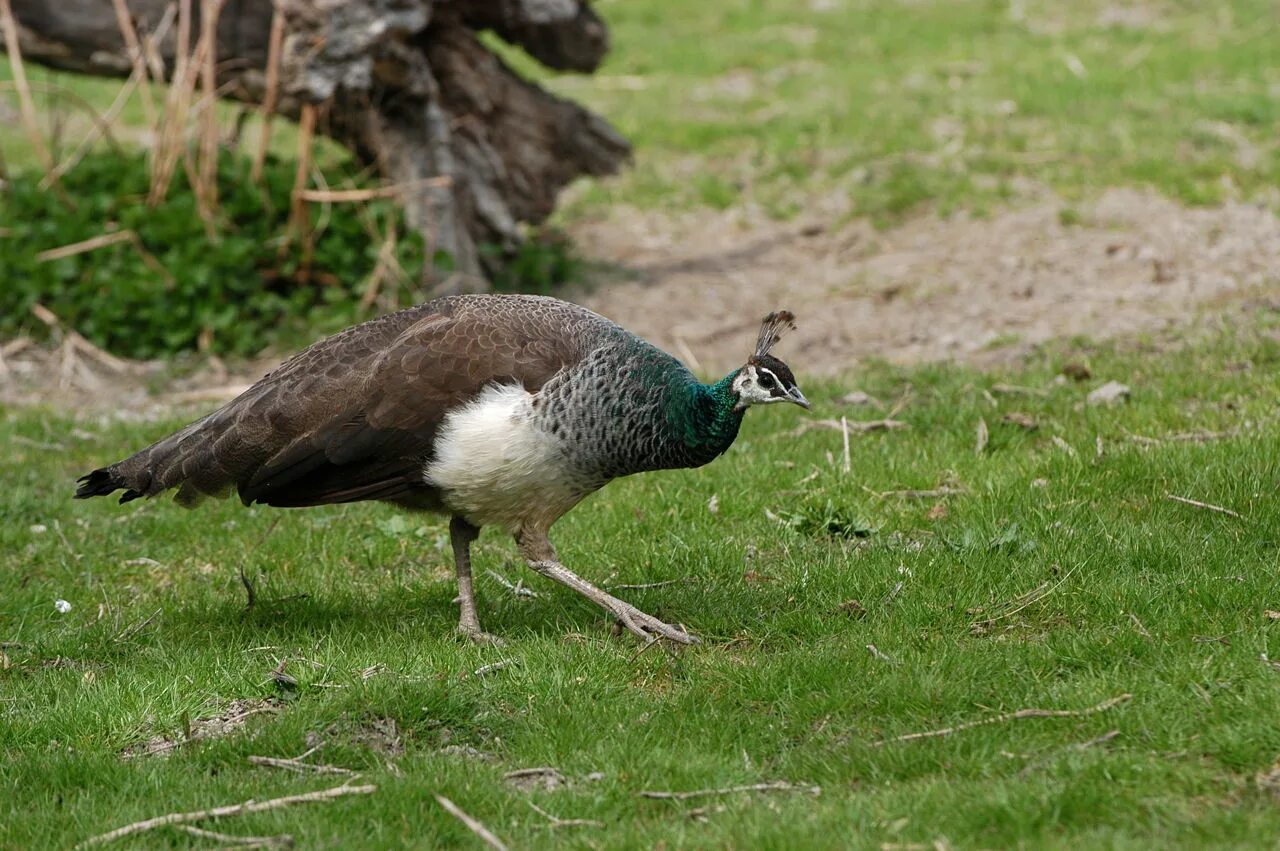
[758, 373, 776, 389]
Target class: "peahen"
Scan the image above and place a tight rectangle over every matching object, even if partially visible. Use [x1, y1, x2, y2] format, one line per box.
[75, 295, 809, 644]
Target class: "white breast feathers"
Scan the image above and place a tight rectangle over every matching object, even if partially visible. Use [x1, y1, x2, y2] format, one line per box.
[424, 383, 589, 532]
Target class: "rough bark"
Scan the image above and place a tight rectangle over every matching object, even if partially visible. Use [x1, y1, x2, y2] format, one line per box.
[4, 0, 630, 285]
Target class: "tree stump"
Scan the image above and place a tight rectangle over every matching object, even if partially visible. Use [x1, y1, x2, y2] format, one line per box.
[4, 0, 631, 287]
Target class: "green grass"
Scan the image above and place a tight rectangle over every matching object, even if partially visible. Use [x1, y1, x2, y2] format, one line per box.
[5, 2, 1277, 227]
[5, 316, 1280, 848]
[500, 0, 1280, 222]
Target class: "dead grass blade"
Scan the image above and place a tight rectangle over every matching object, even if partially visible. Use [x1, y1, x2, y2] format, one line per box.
[790, 418, 909, 437]
[0, 0, 55, 178]
[871, 693, 1132, 747]
[35, 230, 173, 284]
[433, 794, 509, 851]
[639, 781, 821, 800]
[76, 783, 376, 847]
[1165, 493, 1241, 519]
[251, 1, 286, 183]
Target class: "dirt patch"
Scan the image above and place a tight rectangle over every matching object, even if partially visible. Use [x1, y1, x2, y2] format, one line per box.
[2, 188, 1278, 412]
[122, 697, 280, 759]
[309, 715, 405, 757]
[568, 188, 1280, 376]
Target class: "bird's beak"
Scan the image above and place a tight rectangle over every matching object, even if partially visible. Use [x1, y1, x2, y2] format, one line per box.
[787, 386, 811, 409]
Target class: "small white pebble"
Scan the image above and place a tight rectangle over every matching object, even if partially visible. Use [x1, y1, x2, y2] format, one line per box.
[30, 524, 47, 534]
[54, 599, 72, 614]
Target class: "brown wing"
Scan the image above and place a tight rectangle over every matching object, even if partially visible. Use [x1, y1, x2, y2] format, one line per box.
[81, 295, 614, 508]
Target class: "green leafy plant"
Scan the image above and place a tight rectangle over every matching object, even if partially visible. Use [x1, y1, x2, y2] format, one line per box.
[0, 151, 426, 358]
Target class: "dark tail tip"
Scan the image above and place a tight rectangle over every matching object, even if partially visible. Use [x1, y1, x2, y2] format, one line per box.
[75, 468, 135, 502]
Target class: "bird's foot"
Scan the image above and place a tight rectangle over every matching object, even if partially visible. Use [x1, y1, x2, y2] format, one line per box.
[606, 600, 699, 645]
[456, 624, 505, 646]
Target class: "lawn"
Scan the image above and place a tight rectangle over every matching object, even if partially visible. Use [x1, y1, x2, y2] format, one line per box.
[4, 1, 1278, 225]
[4, 316, 1280, 848]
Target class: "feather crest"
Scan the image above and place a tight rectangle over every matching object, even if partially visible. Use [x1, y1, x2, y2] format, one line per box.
[753, 310, 796, 358]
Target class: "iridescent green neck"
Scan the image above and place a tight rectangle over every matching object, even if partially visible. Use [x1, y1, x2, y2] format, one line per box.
[667, 369, 745, 467]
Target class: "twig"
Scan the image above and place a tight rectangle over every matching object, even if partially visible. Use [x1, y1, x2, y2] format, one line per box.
[251, 0, 286, 183]
[472, 659, 518, 678]
[297, 177, 452, 203]
[247, 755, 358, 777]
[433, 794, 509, 851]
[114, 608, 161, 643]
[639, 781, 821, 800]
[609, 579, 682, 591]
[527, 800, 602, 829]
[485, 569, 539, 599]
[790, 418, 909, 437]
[874, 487, 965, 500]
[285, 102, 318, 276]
[970, 579, 1057, 632]
[1017, 729, 1120, 778]
[840, 416, 851, 473]
[195, 0, 226, 227]
[975, 417, 989, 456]
[76, 783, 376, 847]
[883, 581, 904, 607]
[871, 694, 1132, 747]
[1128, 612, 1152, 639]
[866, 644, 896, 665]
[175, 825, 293, 848]
[109, 0, 158, 125]
[0, 0, 56, 178]
[34, 230, 173, 283]
[1165, 493, 1241, 519]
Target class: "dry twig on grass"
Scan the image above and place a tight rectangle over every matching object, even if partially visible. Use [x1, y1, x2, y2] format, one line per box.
[472, 659, 518, 678]
[873, 486, 965, 500]
[76, 783, 376, 847]
[1165, 493, 1241, 519]
[433, 794, 509, 851]
[789, 418, 909, 438]
[866, 644, 896, 665]
[175, 825, 294, 848]
[870, 693, 1132, 747]
[1017, 729, 1120, 778]
[485, 570, 539, 599]
[639, 781, 821, 800]
[247, 742, 359, 777]
[113, 608, 161, 643]
[609, 579, 682, 591]
[528, 800, 603, 829]
[974, 417, 989, 456]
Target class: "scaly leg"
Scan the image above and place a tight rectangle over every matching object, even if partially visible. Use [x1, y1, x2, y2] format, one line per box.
[517, 531, 698, 645]
[450, 516, 501, 644]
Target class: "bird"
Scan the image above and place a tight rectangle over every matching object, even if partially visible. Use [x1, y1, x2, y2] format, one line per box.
[75, 295, 809, 645]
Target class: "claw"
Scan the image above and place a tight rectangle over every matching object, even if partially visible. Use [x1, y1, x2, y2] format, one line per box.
[456, 625, 505, 646]
[609, 601, 699, 645]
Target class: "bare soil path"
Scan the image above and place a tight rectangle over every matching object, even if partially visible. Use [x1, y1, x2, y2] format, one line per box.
[3, 189, 1278, 412]
[571, 188, 1280, 375]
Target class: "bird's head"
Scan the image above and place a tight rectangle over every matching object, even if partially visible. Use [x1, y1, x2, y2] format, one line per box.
[731, 311, 809, 411]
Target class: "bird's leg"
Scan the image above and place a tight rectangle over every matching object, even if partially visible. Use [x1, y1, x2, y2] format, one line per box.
[517, 531, 699, 645]
[450, 516, 500, 645]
